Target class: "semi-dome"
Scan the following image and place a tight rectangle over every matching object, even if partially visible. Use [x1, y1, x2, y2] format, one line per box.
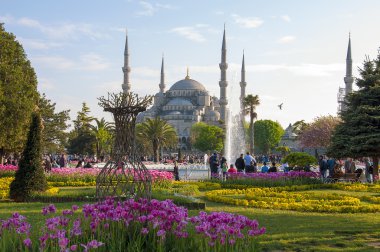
[169, 78, 206, 91]
[205, 110, 220, 118]
[167, 111, 181, 115]
[166, 98, 193, 106]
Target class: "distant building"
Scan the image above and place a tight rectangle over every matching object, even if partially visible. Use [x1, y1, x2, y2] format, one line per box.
[120, 27, 248, 151]
[337, 34, 354, 113]
[280, 123, 298, 151]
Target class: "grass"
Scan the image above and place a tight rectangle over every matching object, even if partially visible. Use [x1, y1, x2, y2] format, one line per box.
[1, 184, 380, 251]
[196, 193, 380, 252]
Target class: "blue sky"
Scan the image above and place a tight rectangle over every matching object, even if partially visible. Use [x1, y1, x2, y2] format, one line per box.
[1, 0, 380, 128]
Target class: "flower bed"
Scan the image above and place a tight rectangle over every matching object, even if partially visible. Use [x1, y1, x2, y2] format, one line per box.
[205, 187, 380, 213]
[0, 199, 265, 251]
[0, 166, 173, 185]
[226, 171, 319, 180]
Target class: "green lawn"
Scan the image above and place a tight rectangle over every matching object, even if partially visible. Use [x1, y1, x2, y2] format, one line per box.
[1, 186, 380, 251]
[200, 198, 380, 251]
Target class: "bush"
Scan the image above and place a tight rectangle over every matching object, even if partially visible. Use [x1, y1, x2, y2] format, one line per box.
[10, 112, 47, 201]
[281, 152, 317, 169]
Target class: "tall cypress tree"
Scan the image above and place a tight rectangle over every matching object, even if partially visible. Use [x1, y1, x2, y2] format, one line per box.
[328, 52, 380, 180]
[10, 112, 47, 201]
[0, 24, 39, 158]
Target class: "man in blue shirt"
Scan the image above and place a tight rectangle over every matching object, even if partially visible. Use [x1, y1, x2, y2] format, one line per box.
[244, 152, 256, 167]
[261, 162, 269, 173]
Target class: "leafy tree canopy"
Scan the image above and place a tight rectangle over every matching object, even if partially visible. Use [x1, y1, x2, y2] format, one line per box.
[90, 118, 114, 158]
[10, 112, 47, 201]
[328, 51, 380, 178]
[282, 152, 317, 168]
[67, 102, 96, 155]
[243, 94, 260, 154]
[298, 115, 341, 149]
[0, 23, 39, 155]
[136, 117, 177, 162]
[39, 93, 70, 153]
[254, 120, 284, 154]
[190, 122, 224, 153]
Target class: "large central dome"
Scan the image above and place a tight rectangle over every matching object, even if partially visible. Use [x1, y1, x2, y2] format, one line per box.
[169, 78, 206, 91]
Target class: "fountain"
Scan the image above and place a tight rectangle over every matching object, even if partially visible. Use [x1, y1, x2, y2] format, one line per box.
[224, 72, 246, 166]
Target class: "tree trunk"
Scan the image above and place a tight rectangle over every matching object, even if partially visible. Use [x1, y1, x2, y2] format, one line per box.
[153, 141, 159, 163]
[372, 156, 379, 182]
[249, 109, 254, 155]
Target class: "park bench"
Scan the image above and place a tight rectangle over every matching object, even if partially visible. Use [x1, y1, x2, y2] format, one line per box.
[324, 172, 361, 183]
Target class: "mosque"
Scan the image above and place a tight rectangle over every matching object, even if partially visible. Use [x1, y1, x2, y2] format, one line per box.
[119, 26, 353, 153]
[121, 28, 247, 151]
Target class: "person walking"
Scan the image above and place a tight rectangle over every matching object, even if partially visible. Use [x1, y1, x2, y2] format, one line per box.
[244, 152, 256, 171]
[318, 155, 328, 181]
[327, 157, 335, 177]
[221, 160, 228, 180]
[364, 158, 373, 183]
[173, 160, 180, 181]
[59, 154, 66, 168]
[209, 153, 219, 177]
[235, 154, 246, 172]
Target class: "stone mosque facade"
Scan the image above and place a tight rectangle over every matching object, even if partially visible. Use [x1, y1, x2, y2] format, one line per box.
[121, 28, 247, 151]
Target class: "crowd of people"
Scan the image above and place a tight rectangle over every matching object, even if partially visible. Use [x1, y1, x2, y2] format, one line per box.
[318, 155, 374, 183]
[208, 152, 286, 180]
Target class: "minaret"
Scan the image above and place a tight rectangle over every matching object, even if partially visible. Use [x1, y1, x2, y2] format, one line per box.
[122, 30, 131, 94]
[159, 55, 165, 93]
[240, 51, 247, 113]
[219, 25, 228, 123]
[344, 33, 353, 95]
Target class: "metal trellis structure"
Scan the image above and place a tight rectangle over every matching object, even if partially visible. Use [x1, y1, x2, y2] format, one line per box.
[96, 92, 153, 200]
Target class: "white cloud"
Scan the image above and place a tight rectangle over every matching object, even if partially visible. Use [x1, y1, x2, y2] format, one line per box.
[281, 15, 291, 22]
[136, 1, 175, 16]
[231, 14, 264, 28]
[247, 63, 344, 77]
[80, 53, 110, 71]
[38, 77, 55, 91]
[5, 15, 109, 40]
[165, 62, 345, 78]
[32, 53, 110, 71]
[278, 35, 296, 44]
[170, 26, 206, 42]
[18, 37, 64, 50]
[33, 56, 75, 70]
[0, 14, 14, 23]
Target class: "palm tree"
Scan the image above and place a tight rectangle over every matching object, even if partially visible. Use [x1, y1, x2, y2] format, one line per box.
[136, 117, 178, 162]
[90, 118, 114, 159]
[243, 94, 260, 154]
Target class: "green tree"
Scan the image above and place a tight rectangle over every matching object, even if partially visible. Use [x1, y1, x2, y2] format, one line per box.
[73, 102, 94, 132]
[328, 53, 380, 179]
[39, 93, 70, 153]
[243, 94, 260, 154]
[190, 122, 224, 153]
[67, 103, 96, 155]
[136, 117, 177, 162]
[282, 152, 317, 169]
[0, 24, 39, 159]
[298, 115, 341, 157]
[90, 117, 114, 158]
[254, 120, 284, 154]
[276, 146, 291, 157]
[10, 112, 47, 201]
